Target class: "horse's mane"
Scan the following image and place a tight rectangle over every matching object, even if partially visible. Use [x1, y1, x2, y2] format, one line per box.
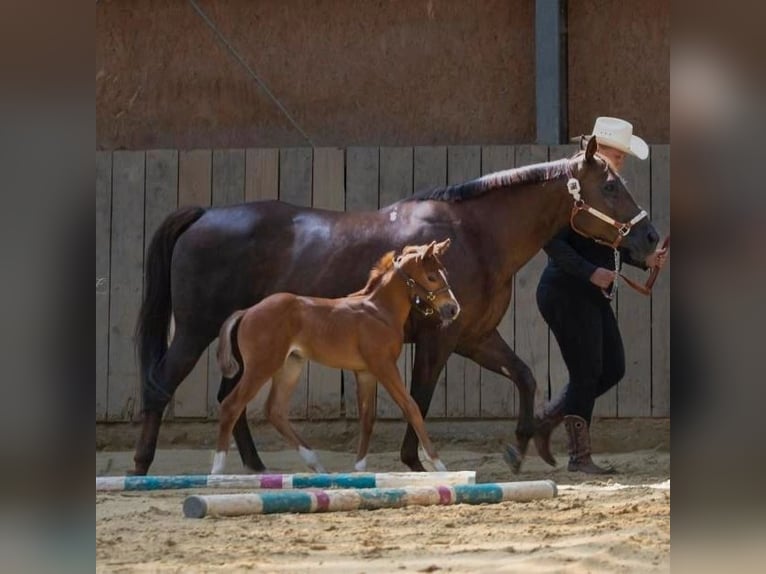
[348, 250, 396, 297]
[406, 158, 572, 203]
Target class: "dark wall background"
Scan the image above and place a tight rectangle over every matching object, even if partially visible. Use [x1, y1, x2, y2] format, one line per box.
[96, 0, 668, 150]
[568, 0, 670, 142]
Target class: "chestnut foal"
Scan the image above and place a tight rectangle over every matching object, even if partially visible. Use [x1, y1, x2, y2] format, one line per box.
[211, 239, 459, 474]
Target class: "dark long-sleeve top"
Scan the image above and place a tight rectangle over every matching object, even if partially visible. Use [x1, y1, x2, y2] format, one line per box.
[540, 227, 647, 293]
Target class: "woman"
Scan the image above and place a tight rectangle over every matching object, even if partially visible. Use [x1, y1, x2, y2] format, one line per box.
[534, 117, 668, 474]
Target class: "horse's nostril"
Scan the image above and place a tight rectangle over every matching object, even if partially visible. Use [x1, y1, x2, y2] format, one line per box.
[648, 230, 659, 245]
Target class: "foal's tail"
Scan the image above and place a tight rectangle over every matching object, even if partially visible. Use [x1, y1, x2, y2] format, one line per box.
[217, 310, 247, 379]
[135, 206, 206, 410]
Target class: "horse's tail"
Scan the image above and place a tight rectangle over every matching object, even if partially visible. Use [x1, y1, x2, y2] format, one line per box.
[135, 206, 206, 409]
[217, 310, 246, 379]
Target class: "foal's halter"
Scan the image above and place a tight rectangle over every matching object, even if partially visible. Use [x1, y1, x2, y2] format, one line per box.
[394, 257, 452, 317]
[565, 166, 651, 299]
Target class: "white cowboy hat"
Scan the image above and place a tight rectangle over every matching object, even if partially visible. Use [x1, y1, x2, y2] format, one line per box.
[590, 116, 649, 160]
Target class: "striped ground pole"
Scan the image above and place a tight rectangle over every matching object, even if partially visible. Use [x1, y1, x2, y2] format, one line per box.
[96, 471, 476, 492]
[183, 480, 557, 518]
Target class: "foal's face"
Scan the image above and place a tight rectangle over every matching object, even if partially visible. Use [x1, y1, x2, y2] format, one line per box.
[574, 136, 659, 262]
[399, 239, 461, 325]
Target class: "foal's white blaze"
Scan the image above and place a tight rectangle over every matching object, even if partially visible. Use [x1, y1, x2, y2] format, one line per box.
[211, 451, 227, 475]
[299, 446, 326, 473]
[354, 456, 368, 472]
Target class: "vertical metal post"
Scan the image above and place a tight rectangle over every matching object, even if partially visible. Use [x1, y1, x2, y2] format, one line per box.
[535, 0, 568, 144]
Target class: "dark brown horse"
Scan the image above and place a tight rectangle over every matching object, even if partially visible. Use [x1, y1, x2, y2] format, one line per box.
[134, 137, 659, 475]
[212, 240, 458, 474]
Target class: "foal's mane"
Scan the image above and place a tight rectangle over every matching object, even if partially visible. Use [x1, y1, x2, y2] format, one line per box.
[348, 250, 397, 297]
[406, 158, 572, 203]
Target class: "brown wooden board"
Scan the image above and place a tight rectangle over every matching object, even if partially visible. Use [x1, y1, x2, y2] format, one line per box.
[616, 153, 652, 416]
[245, 148, 279, 202]
[308, 148, 345, 419]
[445, 146, 481, 417]
[174, 150, 212, 418]
[107, 151, 145, 420]
[413, 146, 447, 417]
[479, 145, 515, 418]
[377, 147, 414, 419]
[280, 148, 313, 418]
[343, 147, 380, 419]
[96, 152, 112, 421]
[513, 145, 549, 416]
[207, 149, 245, 418]
[650, 145, 670, 417]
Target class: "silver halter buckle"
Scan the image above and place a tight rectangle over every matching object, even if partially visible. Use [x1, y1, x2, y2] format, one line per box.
[566, 178, 582, 201]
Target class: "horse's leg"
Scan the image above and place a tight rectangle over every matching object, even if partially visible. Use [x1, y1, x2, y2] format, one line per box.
[217, 375, 267, 472]
[372, 359, 446, 472]
[133, 332, 211, 475]
[400, 332, 456, 471]
[212, 368, 271, 475]
[457, 329, 538, 473]
[265, 357, 327, 473]
[353, 371, 378, 472]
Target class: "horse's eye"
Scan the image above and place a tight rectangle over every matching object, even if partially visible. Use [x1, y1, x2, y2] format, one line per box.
[427, 274, 438, 282]
[604, 181, 617, 195]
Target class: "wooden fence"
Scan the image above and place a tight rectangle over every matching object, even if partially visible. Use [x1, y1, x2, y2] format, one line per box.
[96, 145, 669, 422]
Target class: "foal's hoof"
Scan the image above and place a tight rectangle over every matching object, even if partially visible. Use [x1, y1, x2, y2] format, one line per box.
[503, 444, 523, 474]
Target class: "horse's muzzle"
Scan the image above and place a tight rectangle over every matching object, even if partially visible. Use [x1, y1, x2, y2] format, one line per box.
[439, 302, 460, 325]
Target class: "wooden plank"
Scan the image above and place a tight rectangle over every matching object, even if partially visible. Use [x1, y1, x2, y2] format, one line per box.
[616, 152, 652, 417]
[346, 147, 379, 211]
[144, 150, 179, 417]
[96, 151, 112, 421]
[280, 148, 313, 418]
[343, 147, 380, 419]
[174, 150, 212, 418]
[378, 147, 414, 419]
[413, 146, 447, 417]
[445, 146, 481, 418]
[107, 151, 145, 421]
[207, 149, 245, 418]
[245, 148, 279, 202]
[546, 145, 578, 405]
[308, 148, 345, 419]
[650, 145, 670, 417]
[513, 145, 550, 415]
[479, 145, 515, 418]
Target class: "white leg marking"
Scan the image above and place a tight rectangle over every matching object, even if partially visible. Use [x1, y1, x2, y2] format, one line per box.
[418, 446, 436, 472]
[354, 456, 368, 472]
[299, 446, 326, 473]
[211, 451, 227, 475]
[432, 459, 448, 472]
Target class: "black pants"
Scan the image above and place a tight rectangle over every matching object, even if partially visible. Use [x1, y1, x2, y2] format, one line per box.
[536, 277, 626, 423]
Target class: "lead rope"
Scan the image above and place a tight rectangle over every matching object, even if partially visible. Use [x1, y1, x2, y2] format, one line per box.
[603, 247, 620, 300]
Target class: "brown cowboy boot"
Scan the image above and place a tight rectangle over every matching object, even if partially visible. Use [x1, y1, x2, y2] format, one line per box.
[564, 415, 617, 474]
[533, 390, 566, 467]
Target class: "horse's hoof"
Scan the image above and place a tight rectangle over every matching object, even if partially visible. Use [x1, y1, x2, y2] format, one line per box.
[127, 466, 148, 477]
[503, 444, 523, 474]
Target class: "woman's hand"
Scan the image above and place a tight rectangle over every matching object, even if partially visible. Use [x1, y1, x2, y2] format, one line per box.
[590, 267, 616, 289]
[645, 247, 669, 269]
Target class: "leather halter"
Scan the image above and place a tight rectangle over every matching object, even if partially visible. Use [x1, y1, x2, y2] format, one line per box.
[393, 257, 452, 317]
[564, 165, 666, 298]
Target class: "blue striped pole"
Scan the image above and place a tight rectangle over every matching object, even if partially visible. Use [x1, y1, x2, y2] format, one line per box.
[96, 471, 475, 492]
[183, 480, 557, 518]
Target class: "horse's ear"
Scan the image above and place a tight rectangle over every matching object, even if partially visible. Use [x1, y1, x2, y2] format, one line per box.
[423, 241, 436, 259]
[585, 135, 598, 163]
[434, 238, 451, 256]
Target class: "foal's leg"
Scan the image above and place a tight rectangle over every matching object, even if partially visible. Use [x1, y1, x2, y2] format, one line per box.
[354, 371, 378, 472]
[218, 374, 267, 472]
[212, 368, 271, 475]
[371, 359, 447, 472]
[265, 356, 327, 473]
